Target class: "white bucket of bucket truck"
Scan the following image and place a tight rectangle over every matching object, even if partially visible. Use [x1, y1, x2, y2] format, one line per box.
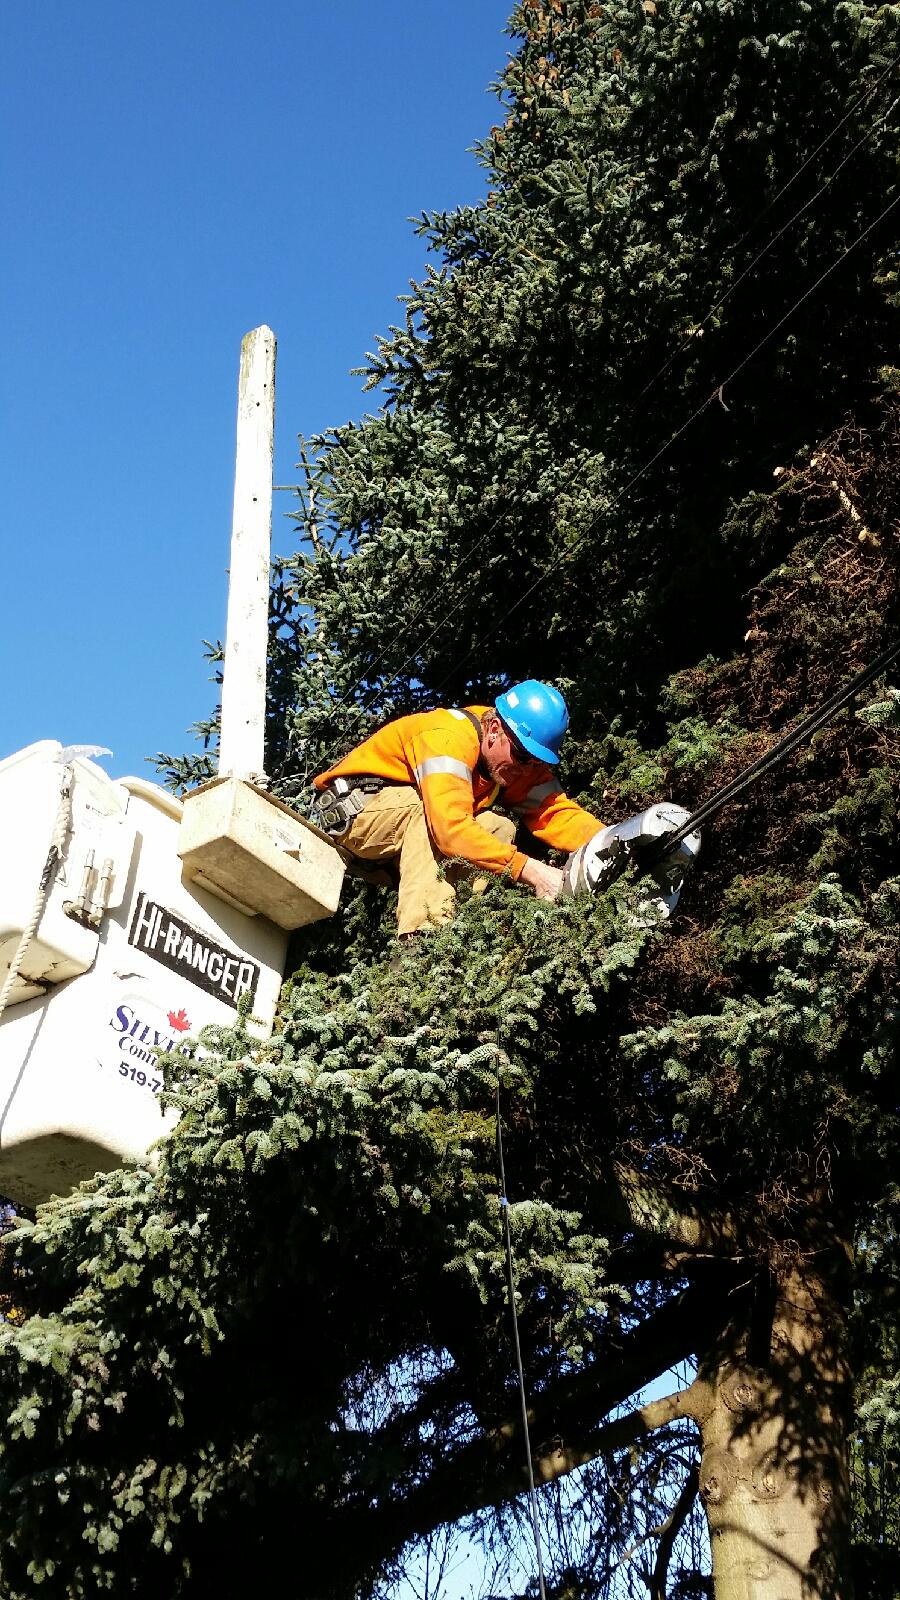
[0, 327, 345, 1207]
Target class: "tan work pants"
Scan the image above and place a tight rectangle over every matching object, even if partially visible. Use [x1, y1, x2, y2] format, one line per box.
[338, 786, 516, 936]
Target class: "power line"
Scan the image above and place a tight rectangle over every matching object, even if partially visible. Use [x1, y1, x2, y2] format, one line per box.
[633, 53, 900, 403]
[286, 74, 899, 779]
[640, 633, 900, 865]
[432, 185, 900, 692]
[280, 447, 600, 786]
[284, 82, 900, 784]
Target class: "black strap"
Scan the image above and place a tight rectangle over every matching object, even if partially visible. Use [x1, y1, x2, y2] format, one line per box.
[457, 708, 484, 740]
[456, 708, 491, 781]
[314, 774, 388, 837]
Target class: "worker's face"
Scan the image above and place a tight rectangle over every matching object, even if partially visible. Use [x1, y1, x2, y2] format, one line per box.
[482, 716, 537, 785]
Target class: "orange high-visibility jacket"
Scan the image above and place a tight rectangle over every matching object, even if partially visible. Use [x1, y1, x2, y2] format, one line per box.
[314, 706, 602, 879]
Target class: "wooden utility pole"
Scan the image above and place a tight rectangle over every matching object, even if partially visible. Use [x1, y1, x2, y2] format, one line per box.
[218, 325, 276, 781]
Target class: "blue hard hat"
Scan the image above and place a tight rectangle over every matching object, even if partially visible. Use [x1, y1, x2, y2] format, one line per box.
[495, 680, 569, 765]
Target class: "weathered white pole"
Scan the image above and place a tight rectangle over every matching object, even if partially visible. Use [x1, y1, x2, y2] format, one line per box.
[219, 325, 276, 781]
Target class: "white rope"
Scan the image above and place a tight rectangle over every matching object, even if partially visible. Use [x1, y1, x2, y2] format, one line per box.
[0, 768, 73, 1025]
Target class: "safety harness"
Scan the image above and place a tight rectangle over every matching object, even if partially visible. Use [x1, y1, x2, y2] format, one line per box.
[314, 708, 488, 838]
[315, 773, 389, 837]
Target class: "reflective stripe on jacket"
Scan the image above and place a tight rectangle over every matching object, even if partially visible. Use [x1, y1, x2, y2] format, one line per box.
[314, 706, 602, 879]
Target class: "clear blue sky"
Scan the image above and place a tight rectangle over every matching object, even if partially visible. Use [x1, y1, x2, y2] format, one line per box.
[2, 1, 510, 779]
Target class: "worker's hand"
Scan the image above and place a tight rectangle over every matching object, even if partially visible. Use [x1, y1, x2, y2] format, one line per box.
[519, 857, 565, 902]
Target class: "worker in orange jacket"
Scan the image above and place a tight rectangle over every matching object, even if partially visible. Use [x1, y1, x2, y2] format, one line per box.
[313, 681, 604, 936]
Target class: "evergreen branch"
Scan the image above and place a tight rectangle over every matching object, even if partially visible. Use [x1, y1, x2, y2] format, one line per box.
[648, 1462, 700, 1600]
[349, 1277, 739, 1561]
[585, 1163, 746, 1255]
[530, 1383, 707, 1486]
[604, 1454, 700, 1582]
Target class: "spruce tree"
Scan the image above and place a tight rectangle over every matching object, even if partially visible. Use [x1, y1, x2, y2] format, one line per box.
[6, 4, 900, 1599]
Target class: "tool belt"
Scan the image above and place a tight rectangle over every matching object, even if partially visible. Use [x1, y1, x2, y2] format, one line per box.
[315, 774, 388, 837]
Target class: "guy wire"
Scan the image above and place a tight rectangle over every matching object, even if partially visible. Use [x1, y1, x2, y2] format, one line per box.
[495, 1051, 548, 1600]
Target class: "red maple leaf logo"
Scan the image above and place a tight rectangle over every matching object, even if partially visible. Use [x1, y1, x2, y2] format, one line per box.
[167, 1009, 191, 1032]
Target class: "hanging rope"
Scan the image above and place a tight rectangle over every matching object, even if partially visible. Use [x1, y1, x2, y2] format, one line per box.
[495, 1048, 548, 1600]
[0, 767, 73, 1026]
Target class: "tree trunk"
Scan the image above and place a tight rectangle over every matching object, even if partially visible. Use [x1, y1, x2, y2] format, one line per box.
[697, 1263, 852, 1600]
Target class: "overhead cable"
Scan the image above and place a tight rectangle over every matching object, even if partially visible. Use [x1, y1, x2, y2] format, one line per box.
[641, 634, 900, 866]
[287, 81, 900, 783]
[435, 185, 900, 691]
[634, 53, 900, 402]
